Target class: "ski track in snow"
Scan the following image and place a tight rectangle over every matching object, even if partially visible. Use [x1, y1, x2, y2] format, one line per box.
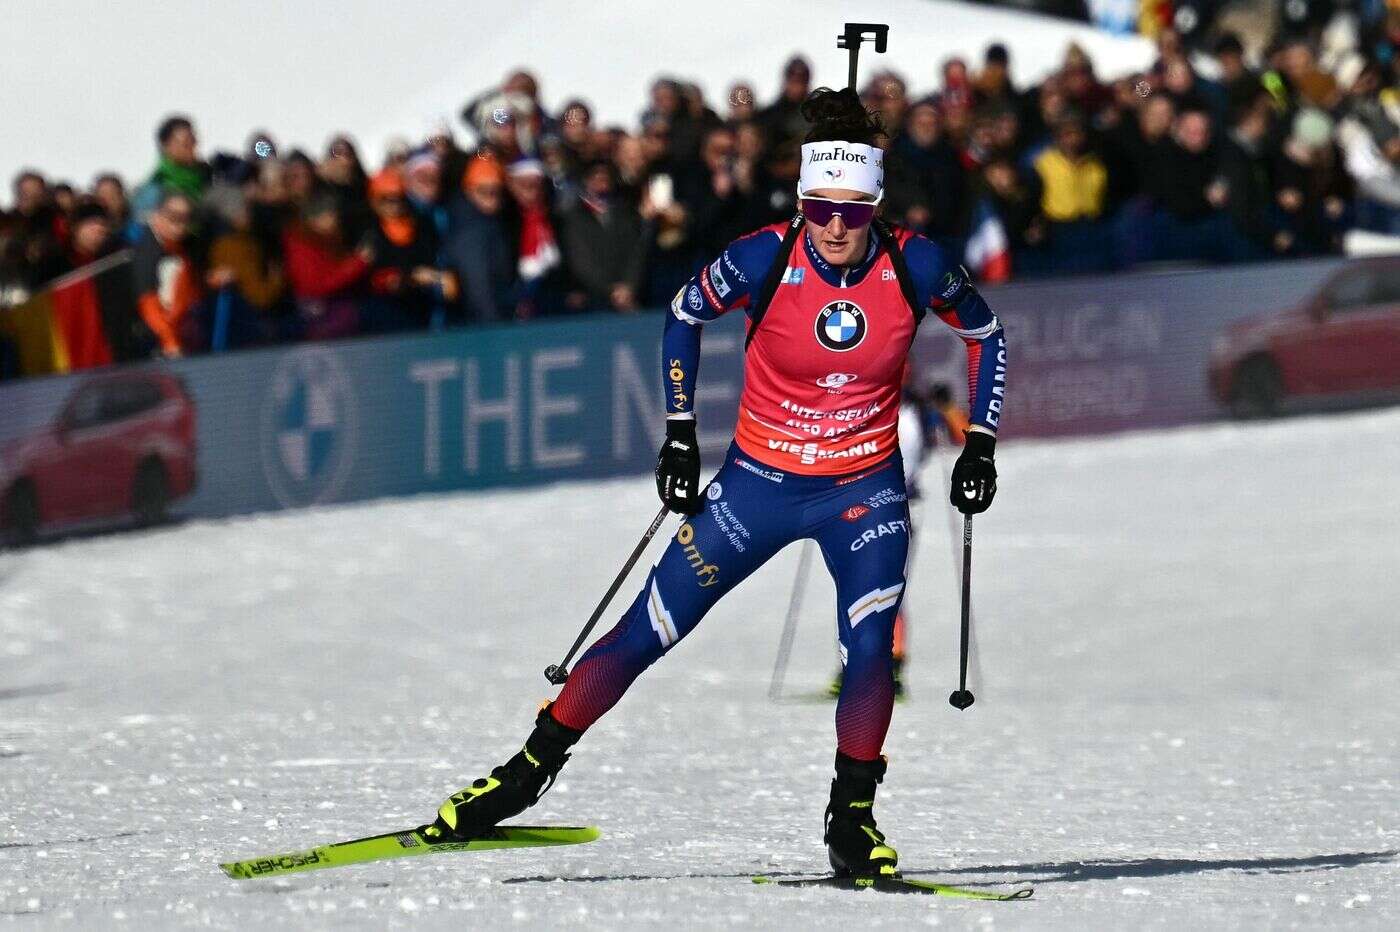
[2, 410, 1398, 929]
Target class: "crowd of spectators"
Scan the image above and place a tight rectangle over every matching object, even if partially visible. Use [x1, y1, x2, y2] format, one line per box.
[6, 9, 1400, 371]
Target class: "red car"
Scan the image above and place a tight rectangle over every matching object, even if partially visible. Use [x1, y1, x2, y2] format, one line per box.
[1209, 259, 1400, 417]
[1, 372, 197, 544]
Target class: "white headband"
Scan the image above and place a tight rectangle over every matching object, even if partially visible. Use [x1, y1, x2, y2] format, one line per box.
[798, 141, 884, 197]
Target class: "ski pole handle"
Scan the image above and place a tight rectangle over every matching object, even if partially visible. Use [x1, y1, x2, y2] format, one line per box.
[545, 505, 670, 685]
[948, 513, 975, 710]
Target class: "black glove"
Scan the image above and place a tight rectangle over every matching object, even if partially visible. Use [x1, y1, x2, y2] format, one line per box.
[950, 430, 997, 514]
[656, 418, 703, 515]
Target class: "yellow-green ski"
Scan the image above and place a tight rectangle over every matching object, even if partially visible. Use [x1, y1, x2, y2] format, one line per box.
[220, 825, 599, 880]
[752, 874, 1033, 900]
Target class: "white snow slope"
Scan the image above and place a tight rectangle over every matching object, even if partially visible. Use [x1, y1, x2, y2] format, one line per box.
[2, 409, 1399, 929]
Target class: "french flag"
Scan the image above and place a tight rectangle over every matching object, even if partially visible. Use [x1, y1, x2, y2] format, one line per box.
[963, 198, 1011, 284]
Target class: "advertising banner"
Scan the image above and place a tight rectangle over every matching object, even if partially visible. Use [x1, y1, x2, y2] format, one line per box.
[0, 256, 1358, 538]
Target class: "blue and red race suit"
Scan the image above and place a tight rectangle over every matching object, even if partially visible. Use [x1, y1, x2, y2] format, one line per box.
[551, 224, 1007, 762]
[665, 222, 1006, 467]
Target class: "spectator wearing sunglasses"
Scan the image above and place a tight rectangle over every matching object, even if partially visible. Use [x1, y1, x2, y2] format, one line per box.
[131, 191, 202, 357]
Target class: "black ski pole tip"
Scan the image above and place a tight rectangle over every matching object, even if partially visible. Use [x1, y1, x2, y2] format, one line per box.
[948, 689, 975, 710]
[544, 665, 569, 685]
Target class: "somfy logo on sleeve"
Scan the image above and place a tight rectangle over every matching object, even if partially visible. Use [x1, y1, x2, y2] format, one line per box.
[814, 300, 867, 352]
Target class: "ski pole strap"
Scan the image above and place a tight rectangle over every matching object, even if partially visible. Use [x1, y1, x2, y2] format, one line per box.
[744, 214, 805, 351]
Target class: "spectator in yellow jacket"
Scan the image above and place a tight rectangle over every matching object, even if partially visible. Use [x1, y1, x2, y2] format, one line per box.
[1033, 117, 1108, 223]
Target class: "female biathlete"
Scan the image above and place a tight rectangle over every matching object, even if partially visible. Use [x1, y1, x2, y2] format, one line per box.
[426, 88, 1007, 878]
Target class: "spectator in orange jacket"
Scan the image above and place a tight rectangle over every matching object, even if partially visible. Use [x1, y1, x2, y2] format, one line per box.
[131, 191, 201, 357]
[364, 168, 457, 331]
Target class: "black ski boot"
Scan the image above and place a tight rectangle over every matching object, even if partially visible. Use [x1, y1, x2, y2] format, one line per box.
[824, 751, 898, 877]
[426, 704, 582, 841]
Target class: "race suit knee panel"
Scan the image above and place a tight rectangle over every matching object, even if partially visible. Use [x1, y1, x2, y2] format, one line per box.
[550, 582, 671, 731]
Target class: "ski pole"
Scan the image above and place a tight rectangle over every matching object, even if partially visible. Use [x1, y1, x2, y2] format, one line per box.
[936, 452, 983, 688]
[767, 540, 816, 700]
[948, 513, 976, 710]
[544, 505, 670, 685]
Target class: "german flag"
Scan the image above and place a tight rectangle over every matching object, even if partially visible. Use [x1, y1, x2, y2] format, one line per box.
[0, 250, 138, 377]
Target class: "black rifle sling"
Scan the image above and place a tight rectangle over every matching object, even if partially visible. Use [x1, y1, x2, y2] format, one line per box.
[744, 217, 924, 353]
[743, 214, 805, 351]
[874, 218, 927, 328]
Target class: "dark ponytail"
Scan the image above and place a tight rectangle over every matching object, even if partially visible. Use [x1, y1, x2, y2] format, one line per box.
[801, 86, 883, 146]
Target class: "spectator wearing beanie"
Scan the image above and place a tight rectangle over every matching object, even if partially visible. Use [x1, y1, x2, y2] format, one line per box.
[975, 44, 1019, 111]
[444, 156, 518, 324]
[363, 168, 456, 331]
[404, 149, 449, 239]
[504, 158, 565, 317]
[1273, 109, 1351, 257]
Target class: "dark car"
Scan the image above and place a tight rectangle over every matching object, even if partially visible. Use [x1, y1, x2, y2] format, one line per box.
[1, 372, 197, 544]
[1208, 258, 1400, 418]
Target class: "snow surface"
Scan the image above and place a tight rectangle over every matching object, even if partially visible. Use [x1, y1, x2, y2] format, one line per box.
[2, 409, 1399, 929]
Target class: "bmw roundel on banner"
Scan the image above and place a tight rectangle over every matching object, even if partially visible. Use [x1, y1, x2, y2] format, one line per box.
[260, 346, 358, 508]
[815, 300, 867, 352]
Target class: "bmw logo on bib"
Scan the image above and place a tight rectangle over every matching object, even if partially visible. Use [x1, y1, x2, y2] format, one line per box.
[815, 300, 867, 352]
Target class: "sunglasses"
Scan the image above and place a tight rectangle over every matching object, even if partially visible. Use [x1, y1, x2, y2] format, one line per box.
[800, 195, 879, 228]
